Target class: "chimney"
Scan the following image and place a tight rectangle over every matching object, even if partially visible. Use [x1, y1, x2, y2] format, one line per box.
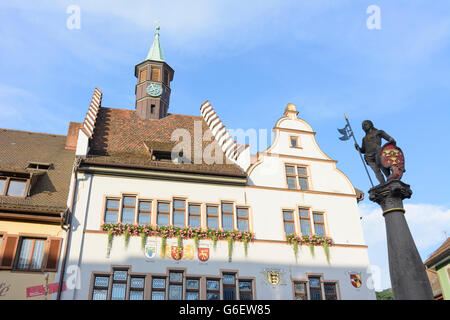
[65, 122, 82, 150]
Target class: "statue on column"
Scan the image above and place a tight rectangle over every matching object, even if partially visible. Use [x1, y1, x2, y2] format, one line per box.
[354, 120, 405, 185]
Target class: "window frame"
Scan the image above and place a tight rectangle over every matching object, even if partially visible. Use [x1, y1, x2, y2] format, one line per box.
[121, 195, 137, 224]
[238, 279, 253, 300]
[298, 207, 312, 236]
[293, 281, 308, 300]
[168, 270, 184, 300]
[221, 202, 235, 231]
[103, 198, 120, 225]
[137, 200, 152, 226]
[0, 176, 29, 197]
[151, 68, 161, 82]
[236, 207, 249, 232]
[284, 163, 310, 191]
[185, 277, 201, 300]
[312, 211, 326, 237]
[157, 201, 171, 226]
[13, 237, 47, 272]
[206, 277, 221, 300]
[138, 69, 147, 83]
[151, 276, 167, 300]
[289, 135, 301, 148]
[172, 199, 187, 228]
[222, 272, 237, 300]
[308, 275, 323, 300]
[188, 203, 201, 228]
[206, 204, 219, 230]
[323, 281, 339, 300]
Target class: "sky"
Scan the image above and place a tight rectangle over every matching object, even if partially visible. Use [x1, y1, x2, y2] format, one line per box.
[0, 1, 449, 291]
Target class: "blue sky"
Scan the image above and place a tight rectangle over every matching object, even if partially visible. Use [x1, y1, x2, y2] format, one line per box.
[1, 1, 449, 291]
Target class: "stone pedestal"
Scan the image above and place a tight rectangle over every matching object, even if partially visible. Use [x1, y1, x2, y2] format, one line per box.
[369, 179, 433, 300]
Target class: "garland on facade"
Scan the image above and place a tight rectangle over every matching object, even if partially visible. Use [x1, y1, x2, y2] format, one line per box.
[286, 234, 333, 263]
[102, 223, 255, 259]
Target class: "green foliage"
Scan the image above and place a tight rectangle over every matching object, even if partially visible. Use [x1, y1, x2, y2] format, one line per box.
[376, 289, 394, 300]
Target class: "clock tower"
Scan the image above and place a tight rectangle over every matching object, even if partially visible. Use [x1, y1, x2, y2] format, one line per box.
[135, 26, 174, 120]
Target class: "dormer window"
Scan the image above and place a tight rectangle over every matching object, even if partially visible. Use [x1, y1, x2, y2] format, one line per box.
[152, 151, 172, 162]
[26, 162, 52, 171]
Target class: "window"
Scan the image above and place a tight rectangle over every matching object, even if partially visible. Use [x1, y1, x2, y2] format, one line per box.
[138, 201, 152, 225]
[283, 210, 295, 235]
[139, 69, 147, 83]
[290, 136, 300, 148]
[104, 199, 120, 224]
[15, 238, 46, 271]
[5, 179, 27, 196]
[111, 270, 128, 300]
[297, 166, 309, 190]
[238, 280, 253, 300]
[206, 205, 219, 229]
[151, 277, 166, 300]
[285, 165, 296, 190]
[237, 207, 249, 232]
[173, 200, 186, 227]
[151, 104, 155, 114]
[313, 212, 325, 237]
[206, 279, 220, 300]
[223, 273, 236, 300]
[293, 281, 308, 300]
[26, 162, 52, 170]
[221, 203, 234, 231]
[129, 276, 145, 300]
[168, 271, 183, 300]
[188, 204, 201, 228]
[151, 68, 160, 81]
[92, 275, 109, 300]
[324, 282, 338, 300]
[92, 269, 146, 300]
[299, 208, 312, 236]
[157, 202, 170, 226]
[121, 196, 136, 224]
[284, 164, 309, 190]
[185, 278, 200, 300]
[0, 173, 30, 197]
[164, 70, 169, 85]
[0, 235, 3, 249]
[308, 276, 322, 300]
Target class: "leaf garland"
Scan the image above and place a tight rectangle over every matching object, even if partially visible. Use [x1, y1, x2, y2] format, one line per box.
[286, 234, 333, 262]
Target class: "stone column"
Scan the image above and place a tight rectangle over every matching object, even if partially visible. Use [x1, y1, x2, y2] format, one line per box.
[369, 179, 433, 300]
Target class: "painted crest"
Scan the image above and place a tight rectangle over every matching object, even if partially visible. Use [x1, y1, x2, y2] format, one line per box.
[198, 247, 210, 262]
[350, 273, 362, 288]
[267, 270, 280, 285]
[171, 246, 183, 260]
[380, 143, 405, 180]
[144, 243, 157, 259]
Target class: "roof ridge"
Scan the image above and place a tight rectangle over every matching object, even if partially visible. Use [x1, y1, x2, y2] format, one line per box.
[0, 128, 66, 137]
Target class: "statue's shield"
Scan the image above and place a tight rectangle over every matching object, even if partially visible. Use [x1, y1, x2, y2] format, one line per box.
[380, 143, 405, 180]
[171, 246, 183, 260]
[350, 273, 362, 288]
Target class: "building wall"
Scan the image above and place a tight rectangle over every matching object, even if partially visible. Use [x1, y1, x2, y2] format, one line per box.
[0, 221, 63, 300]
[437, 264, 450, 299]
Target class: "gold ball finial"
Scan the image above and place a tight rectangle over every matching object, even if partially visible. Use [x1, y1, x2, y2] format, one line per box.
[286, 103, 297, 112]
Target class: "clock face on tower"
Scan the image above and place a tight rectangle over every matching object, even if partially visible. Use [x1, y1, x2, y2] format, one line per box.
[146, 82, 163, 97]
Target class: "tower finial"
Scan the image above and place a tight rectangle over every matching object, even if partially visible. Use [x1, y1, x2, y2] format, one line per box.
[146, 22, 165, 62]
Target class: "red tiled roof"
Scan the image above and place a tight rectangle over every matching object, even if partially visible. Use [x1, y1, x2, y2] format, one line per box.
[424, 237, 450, 267]
[85, 108, 246, 177]
[0, 128, 75, 214]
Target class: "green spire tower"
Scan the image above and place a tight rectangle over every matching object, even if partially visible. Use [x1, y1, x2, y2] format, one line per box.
[135, 25, 174, 120]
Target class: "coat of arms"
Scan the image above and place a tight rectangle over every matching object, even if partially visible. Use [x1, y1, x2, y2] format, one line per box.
[350, 273, 362, 288]
[171, 246, 183, 260]
[380, 143, 405, 180]
[198, 247, 210, 262]
[144, 243, 157, 259]
[267, 270, 280, 285]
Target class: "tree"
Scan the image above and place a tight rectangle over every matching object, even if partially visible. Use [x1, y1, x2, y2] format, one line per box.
[376, 288, 394, 300]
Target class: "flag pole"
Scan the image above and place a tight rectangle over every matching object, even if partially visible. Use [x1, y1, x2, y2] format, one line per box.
[344, 114, 375, 188]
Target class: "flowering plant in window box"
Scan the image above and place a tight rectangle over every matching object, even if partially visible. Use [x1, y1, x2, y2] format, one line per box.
[101, 223, 255, 260]
[286, 234, 333, 263]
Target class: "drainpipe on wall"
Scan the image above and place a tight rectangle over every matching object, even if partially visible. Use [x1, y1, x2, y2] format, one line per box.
[56, 157, 81, 300]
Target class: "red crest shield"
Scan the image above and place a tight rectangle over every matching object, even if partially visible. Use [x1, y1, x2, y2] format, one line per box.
[171, 246, 183, 260]
[350, 273, 362, 288]
[198, 248, 210, 262]
[380, 143, 405, 180]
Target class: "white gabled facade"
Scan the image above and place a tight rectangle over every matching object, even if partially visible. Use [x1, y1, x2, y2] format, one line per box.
[57, 98, 375, 300]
